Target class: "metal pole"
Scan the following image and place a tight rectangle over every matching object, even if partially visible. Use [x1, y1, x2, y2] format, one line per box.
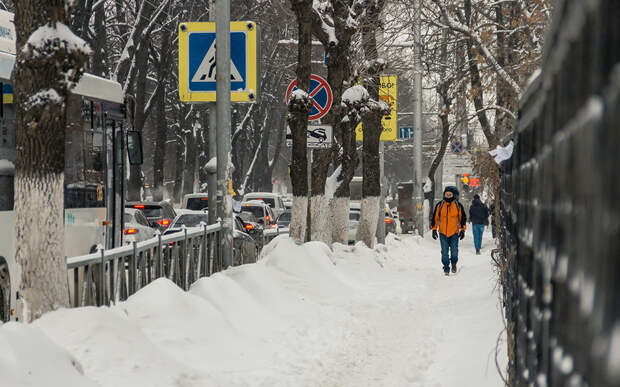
[216, 0, 233, 268]
[413, 0, 424, 236]
[376, 141, 386, 243]
[207, 0, 217, 225]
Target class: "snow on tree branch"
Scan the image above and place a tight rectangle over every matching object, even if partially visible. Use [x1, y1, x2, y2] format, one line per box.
[432, 0, 522, 96]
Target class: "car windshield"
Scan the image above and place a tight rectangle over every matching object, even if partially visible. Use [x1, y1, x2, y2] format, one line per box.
[186, 197, 209, 210]
[246, 197, 275, 207]
[241, 206, 264, 219]
[349, 211, 360, 221]
[172, 214, 208, 227]
[278, 212, 291, 222]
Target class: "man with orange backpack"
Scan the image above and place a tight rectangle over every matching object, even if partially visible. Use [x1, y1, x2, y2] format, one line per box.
[431, 186, 467, 275]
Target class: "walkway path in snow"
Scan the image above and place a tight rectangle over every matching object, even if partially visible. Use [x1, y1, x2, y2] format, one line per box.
[1, 231, 506, 387]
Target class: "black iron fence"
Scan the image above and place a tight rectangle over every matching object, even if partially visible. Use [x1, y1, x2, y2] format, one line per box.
[499, 1, 620, 386]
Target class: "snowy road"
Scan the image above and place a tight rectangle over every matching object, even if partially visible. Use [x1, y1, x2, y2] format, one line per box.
[1, 231, 506, 387]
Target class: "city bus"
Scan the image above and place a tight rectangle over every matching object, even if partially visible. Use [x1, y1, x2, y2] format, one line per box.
[0, 11, 142, 321]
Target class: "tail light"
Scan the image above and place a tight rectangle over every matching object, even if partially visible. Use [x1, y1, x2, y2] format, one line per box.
[385, 218, 393, 224]
[157, 219, 170, 227]
[265, 215, 270, 222]
[124, 228, 138, 235]
[245, 223, 254, 231]
[134, 204, 145, 209]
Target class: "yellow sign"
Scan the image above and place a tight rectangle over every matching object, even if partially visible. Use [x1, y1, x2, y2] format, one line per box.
[229, 180, 236, 196]
[356, 75, 397, 141]
[178, 21, 258, 103]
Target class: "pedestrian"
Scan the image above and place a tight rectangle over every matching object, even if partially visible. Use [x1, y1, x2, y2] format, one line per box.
[469, 194, 490, 255]
[430, 186, 467, 276]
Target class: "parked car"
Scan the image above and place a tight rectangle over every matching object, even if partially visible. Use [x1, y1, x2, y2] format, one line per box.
[348, 203, 361, 244]
[182, 193, 209, 211]
[384, 203, 396, 235]
[123, 208, 157, 245]
[276, 210, 291, 229]
[233, 215, 259, 265]
[126, 201, 176, 231]
[240, 200, 277, 229]
[236, 211, 264, 247]
[163, 211, 209, 236]
[242, 192, 286, 218]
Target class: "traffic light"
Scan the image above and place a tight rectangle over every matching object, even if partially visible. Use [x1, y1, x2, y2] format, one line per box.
[461, 174, 470, 185]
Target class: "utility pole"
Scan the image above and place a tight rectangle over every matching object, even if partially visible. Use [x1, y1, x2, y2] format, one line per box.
[376, 141, 386, 243]
[207, 0, 217, 225]
[216, 0, 233, 267]
[413, 0, 424, 236]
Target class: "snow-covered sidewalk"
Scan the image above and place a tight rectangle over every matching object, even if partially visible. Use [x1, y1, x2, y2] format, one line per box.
[0, 232, 506, 387]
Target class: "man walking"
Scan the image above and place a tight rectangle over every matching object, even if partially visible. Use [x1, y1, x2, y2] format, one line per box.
[469, 194, 490, 255]
[431, 187, 467, 275]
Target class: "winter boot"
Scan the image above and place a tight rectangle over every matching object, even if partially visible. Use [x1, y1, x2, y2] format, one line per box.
[476, 249, 481, 255]
[444, 269, 450, 276]
[451, 264, 457, 273]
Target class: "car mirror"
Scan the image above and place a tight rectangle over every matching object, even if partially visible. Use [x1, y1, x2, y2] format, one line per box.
[127, 131, 143, 165]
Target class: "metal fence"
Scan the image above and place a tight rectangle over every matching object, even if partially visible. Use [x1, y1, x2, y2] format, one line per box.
[67, 224, 285, 308]
[499, 1, 620, 386]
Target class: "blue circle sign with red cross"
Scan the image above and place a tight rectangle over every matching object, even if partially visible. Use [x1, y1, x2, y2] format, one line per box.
[285, 74, 333, 121]
[451, 139, 464, 154]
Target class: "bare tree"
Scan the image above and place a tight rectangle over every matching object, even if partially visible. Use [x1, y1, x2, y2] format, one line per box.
[13, 0, 90, 321]
[355, 0, 389, 248]
[287, 0, 314, 243]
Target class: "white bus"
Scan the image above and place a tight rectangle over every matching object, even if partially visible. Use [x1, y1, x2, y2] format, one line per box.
[0, 11, 142, 321]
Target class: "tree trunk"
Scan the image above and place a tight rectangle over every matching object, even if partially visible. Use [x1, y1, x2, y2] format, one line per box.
[287, 0, 313, 243]
[126, 39, 149, 201]
[152, 82, 167, 201]
[427, 29, 453, 203]
[13, 0, 89, 321]
[464, 0, 497, 148]
[182, 122, 197, 197]
[356, 12, 386, 248]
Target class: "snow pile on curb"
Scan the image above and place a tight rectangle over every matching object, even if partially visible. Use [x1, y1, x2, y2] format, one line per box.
[0, 233, 506, 387]
[0, 322, 97, 387]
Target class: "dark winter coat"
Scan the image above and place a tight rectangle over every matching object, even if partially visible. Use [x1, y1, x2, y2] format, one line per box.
[469, 198, 490, 225]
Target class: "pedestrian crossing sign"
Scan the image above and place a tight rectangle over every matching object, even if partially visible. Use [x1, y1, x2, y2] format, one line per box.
[178, 21, 258, 103]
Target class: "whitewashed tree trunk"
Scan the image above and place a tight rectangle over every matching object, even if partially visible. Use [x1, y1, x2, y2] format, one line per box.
[14, 174, 67, 320]
[13, 0, 90, 321]
[356, 196, 380, 248]
[289, 196, 308, 243]
[330, 196, 350, 245]
[310, 195, 331, 245]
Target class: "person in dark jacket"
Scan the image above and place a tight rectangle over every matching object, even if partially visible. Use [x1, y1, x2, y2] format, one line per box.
[469, 194, 489, 254]
[431, 186, 467, 275]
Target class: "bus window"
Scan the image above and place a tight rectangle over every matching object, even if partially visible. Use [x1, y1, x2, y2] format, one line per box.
[64, 98, 105, 209]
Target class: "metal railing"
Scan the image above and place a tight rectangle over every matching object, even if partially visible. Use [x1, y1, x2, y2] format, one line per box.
[67, 223, 223, 307]
[499, 1, 620, 386]
[66, 223, 288, 308]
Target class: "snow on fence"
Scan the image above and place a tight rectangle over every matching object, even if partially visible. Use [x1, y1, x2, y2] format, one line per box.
[499, 1, 620, 386]
[66, 223, 287, 308]
[67, 224, 224, 307]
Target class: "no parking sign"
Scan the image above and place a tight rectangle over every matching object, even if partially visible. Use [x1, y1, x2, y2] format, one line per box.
[285, 74, 333, 121]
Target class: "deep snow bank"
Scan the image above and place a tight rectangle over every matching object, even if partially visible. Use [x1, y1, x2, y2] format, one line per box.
[0, 233, 507, 387]
[0, 322, 97, 387]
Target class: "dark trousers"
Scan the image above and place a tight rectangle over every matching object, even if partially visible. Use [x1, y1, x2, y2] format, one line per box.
[439, 233, 459, 272]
